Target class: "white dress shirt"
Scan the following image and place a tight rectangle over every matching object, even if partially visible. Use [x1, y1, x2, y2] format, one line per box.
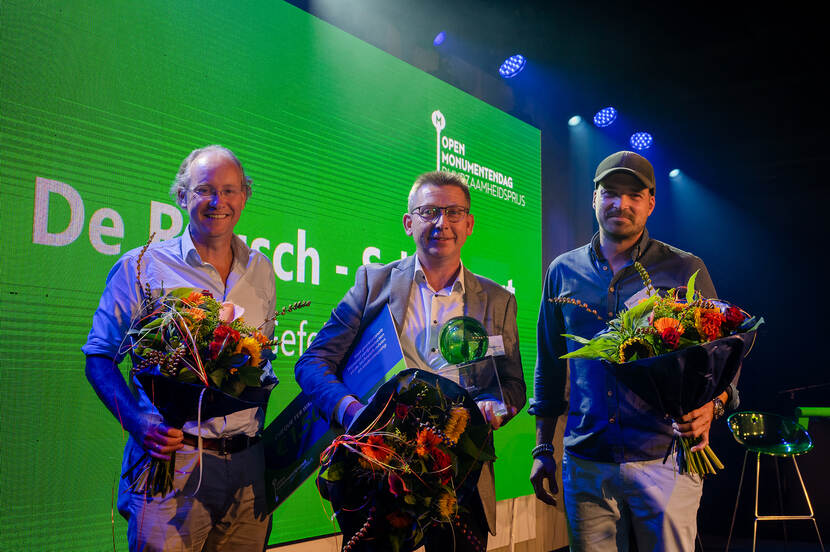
[336, 256, 465, 425]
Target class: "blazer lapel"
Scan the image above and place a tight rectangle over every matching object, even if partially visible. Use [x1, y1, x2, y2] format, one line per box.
[388, 256, 415, 332]
[462, 266, 487, 324]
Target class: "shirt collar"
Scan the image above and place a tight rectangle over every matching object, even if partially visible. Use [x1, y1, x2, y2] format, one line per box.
[181, 226, 251, 271]
[182, 227, 201, 265]
[413, 255, 465, 294]
[590, 228, 651, 263]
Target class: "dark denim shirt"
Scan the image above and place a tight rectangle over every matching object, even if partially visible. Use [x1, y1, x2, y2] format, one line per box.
[529, 229, 717, 462]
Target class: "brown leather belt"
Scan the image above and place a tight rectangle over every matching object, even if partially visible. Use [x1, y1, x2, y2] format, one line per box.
[181, 433, 261, 455]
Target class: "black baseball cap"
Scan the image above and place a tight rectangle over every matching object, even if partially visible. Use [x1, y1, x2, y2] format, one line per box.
[593, 151, 655, 191]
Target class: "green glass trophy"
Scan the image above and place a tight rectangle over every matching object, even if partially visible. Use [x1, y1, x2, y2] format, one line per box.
[438, 316, 507, 416]
[438, 316, 489, 364]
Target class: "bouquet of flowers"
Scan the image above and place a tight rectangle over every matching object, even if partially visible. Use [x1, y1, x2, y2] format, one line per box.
[558, 263, 763, 476]
[124, 238, 310, 494]
[317, 369, 495, 552]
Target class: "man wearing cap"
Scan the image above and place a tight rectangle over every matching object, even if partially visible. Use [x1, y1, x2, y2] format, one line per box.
[528, 151, 737, 551]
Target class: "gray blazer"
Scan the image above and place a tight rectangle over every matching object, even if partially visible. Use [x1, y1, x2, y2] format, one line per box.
[295, 255, 527, 534]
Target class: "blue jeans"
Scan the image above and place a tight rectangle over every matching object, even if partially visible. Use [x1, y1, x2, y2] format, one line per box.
[562, 452, 702, 552]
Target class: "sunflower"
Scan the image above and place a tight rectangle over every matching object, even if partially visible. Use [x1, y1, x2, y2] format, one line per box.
[444, 407, 470, 444]
[618, 336, 654, 363]
[234, 336, 262, 366]
[435, 491, 457, 520]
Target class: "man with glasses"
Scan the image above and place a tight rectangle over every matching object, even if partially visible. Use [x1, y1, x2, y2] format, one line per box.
[295, 170, 526, 551]
[83, 145, 276, 551]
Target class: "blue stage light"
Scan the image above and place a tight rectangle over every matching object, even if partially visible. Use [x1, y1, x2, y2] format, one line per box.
[498, 55, 526, 78]
[568, 115, 582, 127]
[593, 107, 617, 128]
[669, 169, 680, 179]
[433, 31, 446, 46]
[630, 131, 653, 150]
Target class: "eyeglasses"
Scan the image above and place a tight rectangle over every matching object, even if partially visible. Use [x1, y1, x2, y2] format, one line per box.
[410, 206, 469, 223]
[190, 185, 244, 199]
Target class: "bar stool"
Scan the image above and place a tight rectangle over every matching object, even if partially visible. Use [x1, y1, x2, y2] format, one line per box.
[725, 411, 825, 552]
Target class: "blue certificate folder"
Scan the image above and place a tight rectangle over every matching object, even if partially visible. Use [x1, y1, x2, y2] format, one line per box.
[263, 305, 406, 511]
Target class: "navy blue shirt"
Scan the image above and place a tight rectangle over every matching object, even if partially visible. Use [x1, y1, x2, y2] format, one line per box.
[528, 229, 716, 463]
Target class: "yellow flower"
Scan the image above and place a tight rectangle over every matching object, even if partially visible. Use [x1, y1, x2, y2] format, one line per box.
[234, 336, 262, 367]
[444, 407, 470, 444]
[436, 492, 457, 520]
[618, 337, 654, 363]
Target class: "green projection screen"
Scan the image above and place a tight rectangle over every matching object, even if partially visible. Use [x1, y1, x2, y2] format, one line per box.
[1, 1, 541, 548]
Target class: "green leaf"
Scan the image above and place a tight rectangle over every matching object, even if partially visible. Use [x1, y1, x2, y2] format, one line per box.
[140, 318, 164, 330]
[208, 368, 225, 388]
[238, 365, 263, 387]
[743, 316, 765, 332]
[561, 333, 591, 344]
[224, 378, 246, 397]
[456, 432, 496, 462]
[176, 369, 200, 383]
[169, 287, 198, 299]
[320, 462, 346, 482]
[622, 294, 658, 328]
[560, 336, 618, 360]
[685, 270, 700, 303]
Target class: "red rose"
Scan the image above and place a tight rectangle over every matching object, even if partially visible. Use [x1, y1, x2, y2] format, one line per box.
[661, 327, 681, 349]
[723, 306, 746, 330]
[213, 325, 240, 343]
[209, 340, 224, 360]
[432, 448, 453, 484]
[395, 403, 410, 419]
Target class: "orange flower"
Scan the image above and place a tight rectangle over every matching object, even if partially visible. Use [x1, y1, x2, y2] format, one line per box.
[360, 434, 392, 463]
[181, 291, 204, 306]
[253, 331, 270, 345]
[416, 428, 441, 457]
[653, 317, 684, 335]
[186, 307, 206, 322]
[695, 308, 724, 341]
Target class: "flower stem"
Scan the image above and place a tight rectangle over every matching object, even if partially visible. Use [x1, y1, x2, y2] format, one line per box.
[704, 445, 725, 470]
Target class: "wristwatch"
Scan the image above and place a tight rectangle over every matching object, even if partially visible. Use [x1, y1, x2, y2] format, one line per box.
[712, 396, 725, 420]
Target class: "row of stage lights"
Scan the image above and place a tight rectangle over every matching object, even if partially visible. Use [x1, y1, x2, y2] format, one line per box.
[432, 36, 679, 177]
[570, 109, 682, 179]
[569, 107, 655, 152]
